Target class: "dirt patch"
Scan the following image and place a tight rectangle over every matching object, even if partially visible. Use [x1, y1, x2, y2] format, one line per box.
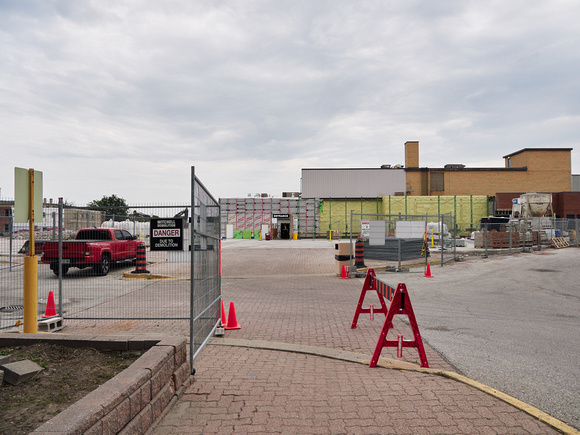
[0, 342, 139, 434]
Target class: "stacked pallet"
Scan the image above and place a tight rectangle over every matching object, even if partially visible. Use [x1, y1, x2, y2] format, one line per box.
[474, 230, 547, 248]
[551, 237, 570, 249]
[474, 231, 521, 248]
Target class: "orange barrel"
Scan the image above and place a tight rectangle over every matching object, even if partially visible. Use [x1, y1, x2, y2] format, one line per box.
[131, 244, 150, 274]
[354, 239, 365, 267]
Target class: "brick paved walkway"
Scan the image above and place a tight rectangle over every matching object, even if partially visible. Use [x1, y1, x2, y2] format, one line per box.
[153, 346, 554, 434]
[64, 240, 567, 433]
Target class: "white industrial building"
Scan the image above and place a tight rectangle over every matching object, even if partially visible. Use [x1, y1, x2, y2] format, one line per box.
[301, 168, 406, 198]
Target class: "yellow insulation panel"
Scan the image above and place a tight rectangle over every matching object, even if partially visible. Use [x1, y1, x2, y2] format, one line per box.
[319, 196, 490, 236]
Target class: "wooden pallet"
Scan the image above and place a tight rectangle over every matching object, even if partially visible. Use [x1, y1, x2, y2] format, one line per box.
[551, 237, 570, 249]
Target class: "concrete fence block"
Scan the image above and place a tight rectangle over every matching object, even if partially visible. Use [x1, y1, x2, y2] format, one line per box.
[1, 360, 44, 385]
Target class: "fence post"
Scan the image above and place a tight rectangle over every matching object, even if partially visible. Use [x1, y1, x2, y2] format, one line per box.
[524, 215, 527, 252]
[329, 198, 332, 235]
[424, 216, 428, 268]
[9, 214, 13, 272]
[470, 195, 473, 225]
[439, 212, 443, 267]
[349, 210, 353, 269]
[397, 237, 401, 270]
[190, 167, 195, 375]
[484, 223, 488, 258]
[58, 198, 63, 316]
[453, 214, 457, 261]
[509, 221, 512, 255]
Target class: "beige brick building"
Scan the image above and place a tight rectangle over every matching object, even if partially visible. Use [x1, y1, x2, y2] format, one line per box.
[404, 141, 572, 196]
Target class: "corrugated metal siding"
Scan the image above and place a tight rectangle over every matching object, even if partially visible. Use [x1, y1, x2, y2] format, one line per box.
[572, 175, 580, 192]
[301, 169, 406, 198]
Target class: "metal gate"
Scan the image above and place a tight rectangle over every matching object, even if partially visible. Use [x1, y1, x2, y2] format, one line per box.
[189, 167, 221, 369]
[0, 167, 221, 374]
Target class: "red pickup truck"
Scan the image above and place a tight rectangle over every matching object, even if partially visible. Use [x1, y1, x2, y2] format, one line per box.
[41, 228, 144, 276]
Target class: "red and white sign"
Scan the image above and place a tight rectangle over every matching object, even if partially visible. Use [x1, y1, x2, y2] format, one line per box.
[152, 228, 181, 238]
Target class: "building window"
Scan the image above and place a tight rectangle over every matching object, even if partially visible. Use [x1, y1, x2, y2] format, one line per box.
[431, 172, 444, 191]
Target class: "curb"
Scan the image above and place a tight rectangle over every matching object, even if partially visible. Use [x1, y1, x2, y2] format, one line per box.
[209, 338, 579, 435]
[0, 333, 193, 434]
[122, 273, 175, 280]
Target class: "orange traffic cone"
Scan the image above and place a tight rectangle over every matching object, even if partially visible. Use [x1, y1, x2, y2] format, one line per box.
[340, 265, 350, 279]
[225, 301, 241, 330]
[220, 299, 227, 327]
[42, 290, 57, 318]
[424, 263, 433, 278]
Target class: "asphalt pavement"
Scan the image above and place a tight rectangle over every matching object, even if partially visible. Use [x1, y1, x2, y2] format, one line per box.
[387, 248, 580, 429]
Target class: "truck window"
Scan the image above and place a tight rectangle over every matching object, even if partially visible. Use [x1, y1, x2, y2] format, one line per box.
[77, 229, 111, 240]
[121, 230, 133, 240]
[114, 230, 125, 240]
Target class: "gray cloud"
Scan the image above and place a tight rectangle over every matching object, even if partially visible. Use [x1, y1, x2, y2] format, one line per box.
[1, 1, 578, 203]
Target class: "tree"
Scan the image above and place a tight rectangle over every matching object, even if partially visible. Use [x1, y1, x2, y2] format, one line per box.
[87, 194, 129, 221]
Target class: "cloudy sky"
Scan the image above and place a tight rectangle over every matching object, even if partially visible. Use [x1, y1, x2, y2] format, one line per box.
[1, 0, 579, 205]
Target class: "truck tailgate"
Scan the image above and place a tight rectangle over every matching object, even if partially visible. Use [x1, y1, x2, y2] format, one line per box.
[43, 241, 89, 259]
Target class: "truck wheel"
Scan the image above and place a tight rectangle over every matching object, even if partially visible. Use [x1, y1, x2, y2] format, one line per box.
[94, 255, 110, 276]
[51, 265, 69, 276]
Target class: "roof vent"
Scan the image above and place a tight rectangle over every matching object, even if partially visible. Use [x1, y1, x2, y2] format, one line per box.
[381, 164, 391, 169]
[444, 164, 465, 169]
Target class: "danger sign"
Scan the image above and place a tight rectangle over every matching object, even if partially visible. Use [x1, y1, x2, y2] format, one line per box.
[150, 218, 184, 251]
[153, 228, 181, 237]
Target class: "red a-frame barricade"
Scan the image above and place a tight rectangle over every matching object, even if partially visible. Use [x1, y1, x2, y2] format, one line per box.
[351, 268, 389, 329]
[369, 282, 429, 368]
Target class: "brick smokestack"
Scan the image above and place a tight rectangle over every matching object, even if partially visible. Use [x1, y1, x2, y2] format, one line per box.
[405, 141, 419, 168]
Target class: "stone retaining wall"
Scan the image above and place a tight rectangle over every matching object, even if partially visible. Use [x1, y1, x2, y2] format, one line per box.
[0, 333, 193, 434]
